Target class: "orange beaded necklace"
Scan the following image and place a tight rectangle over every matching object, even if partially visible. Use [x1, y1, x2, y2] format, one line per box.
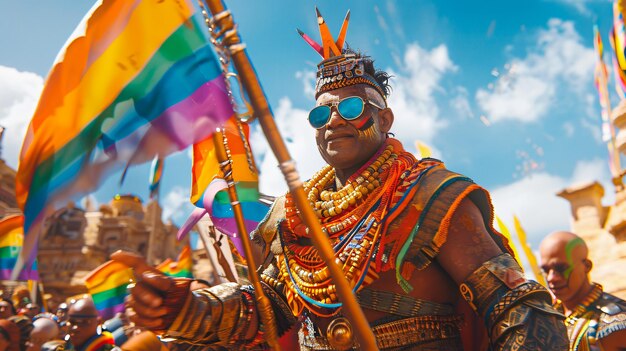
[275, 139, 418, 316]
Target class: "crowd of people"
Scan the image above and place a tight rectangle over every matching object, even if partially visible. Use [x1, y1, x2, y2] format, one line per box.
[1, 229, 624, 351]
[0, 288, 173, 351]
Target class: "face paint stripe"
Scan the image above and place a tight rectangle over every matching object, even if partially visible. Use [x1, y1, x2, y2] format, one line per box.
[355, 115, 374, 130]
[563, 237, 585, 280]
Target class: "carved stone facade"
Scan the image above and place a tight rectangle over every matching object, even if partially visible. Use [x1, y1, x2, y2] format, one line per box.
[0, 159, 19, 218]
[0, 157, 195, 309]
[38, 196, 190, 309]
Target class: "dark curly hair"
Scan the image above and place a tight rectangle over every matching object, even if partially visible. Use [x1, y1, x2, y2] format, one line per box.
[343, 45, 393, 98]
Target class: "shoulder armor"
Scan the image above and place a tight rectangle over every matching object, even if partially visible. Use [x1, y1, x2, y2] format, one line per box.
[396, 163, 510, 272]
[595, 292, 626, 340]
[596, 292, 626, 315]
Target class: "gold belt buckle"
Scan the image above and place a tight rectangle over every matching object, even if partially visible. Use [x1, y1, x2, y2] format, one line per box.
[326, 317, 355, 350]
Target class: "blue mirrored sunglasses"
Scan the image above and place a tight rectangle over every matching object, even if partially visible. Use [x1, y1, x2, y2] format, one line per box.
[308, 96, 386, 129]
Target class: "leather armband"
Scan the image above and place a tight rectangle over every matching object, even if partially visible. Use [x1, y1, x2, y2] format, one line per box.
[163, 282, 258, 347]
[460, 253, 569, 351]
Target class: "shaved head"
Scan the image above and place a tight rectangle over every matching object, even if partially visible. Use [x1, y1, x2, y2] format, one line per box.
[68, 298, 98, 317]
[28, 318, 60, 350]
[539, 231, 593, 309]
[67, 297, 100, 348]
[540, 231, 588, 278]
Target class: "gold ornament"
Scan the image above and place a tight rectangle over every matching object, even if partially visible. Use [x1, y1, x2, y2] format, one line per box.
[326, 317, 355, 350]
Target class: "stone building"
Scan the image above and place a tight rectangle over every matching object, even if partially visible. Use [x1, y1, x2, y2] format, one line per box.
[555, 100, 626, 300]
[38, 195, 190, 309]
[0, 159, 19, 218]
[0, 159, 197, 309]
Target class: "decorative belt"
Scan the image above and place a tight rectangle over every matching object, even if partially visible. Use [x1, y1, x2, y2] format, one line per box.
[356, 288, 455, 317]
[299, 314, 464, 350]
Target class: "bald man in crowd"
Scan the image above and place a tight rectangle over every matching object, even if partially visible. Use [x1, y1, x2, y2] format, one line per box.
[64, 297, 116, 351]
[540, 231, 626, 351]
[26, 317, 60, 351]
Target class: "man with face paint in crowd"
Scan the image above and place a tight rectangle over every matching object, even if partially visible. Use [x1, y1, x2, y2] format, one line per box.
[540, 231, 626, 351]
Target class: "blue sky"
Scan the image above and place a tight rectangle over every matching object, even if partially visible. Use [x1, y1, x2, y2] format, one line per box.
[0, 0, 620, 251]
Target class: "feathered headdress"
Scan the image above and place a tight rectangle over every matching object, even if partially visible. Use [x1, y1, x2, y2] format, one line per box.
[298, 8, 386, 99]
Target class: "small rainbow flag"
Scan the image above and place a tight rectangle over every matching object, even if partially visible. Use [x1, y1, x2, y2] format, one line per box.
[156, 245, 193, 278]
[84, 261, 134, 320]
[149, 156, 164, 200]
[0, 215, 38, 280]
[14, 0, 234, 279]
[178, 118, 269, 257]
[594, 23, 622, 176]
[612, 1, 626, 98]
[80, 331, 115, 351]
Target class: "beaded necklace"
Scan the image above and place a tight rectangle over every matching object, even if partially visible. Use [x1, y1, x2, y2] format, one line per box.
[555, 283, 603, 326]
[273, 139, 417, 316]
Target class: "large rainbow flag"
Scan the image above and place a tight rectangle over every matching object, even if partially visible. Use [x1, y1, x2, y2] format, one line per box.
[84, 260, 134, 320]
[156, 245, 193, 278]
[0, 215, 38, 280]
[15, 0, 234, 277]
[178, 118, 269, 257]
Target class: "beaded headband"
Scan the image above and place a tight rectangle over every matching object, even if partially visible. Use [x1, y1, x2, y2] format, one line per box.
[298, 8, 387, 99]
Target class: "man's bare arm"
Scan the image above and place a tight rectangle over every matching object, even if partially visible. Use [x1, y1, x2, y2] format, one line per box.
[436, 197, 569, 351]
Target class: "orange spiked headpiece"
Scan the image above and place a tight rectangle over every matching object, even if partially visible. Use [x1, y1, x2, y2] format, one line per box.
[298, 8, 387, 99]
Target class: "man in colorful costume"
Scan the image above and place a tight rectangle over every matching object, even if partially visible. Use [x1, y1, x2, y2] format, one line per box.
[115, 9, 568, 350]
[540, 231, 626, 351]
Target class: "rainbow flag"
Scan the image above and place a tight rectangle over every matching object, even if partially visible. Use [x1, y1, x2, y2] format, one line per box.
[80, 331, 115, 351]
[15, 0, 234, 278]
[156, 245, 193, 278]
[149, 156, 164, 200]
[178, 118, 269, 257]
[612, 0, 626, 98]
[595, 24, 611, 142]
[85, 260, 134, 320]
[0, 215, 38, 280]
[594, 24, 622, 177]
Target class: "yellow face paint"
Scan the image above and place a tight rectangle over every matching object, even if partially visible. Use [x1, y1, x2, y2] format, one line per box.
[357, 116, 379, 141]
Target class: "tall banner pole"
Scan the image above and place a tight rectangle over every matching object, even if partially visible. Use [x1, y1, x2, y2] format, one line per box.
[213, 129, 280, 350]
[201, 1, 378, 349]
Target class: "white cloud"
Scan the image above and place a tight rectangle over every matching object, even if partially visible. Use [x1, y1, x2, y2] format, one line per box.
[450, 86, 474, 119]
[571, 158, 613, 192]
[490, 158, 612, 248]
[551, 0, 610, 15]
[295, 70, 316, 99]
[476, 19, 595, 123]
[251, 98, 326, 196]
[562, 121, 575, 137]
[0, 66, 44, 168]
[387, 43, 455, 146]
[162, 186, 194, 222]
